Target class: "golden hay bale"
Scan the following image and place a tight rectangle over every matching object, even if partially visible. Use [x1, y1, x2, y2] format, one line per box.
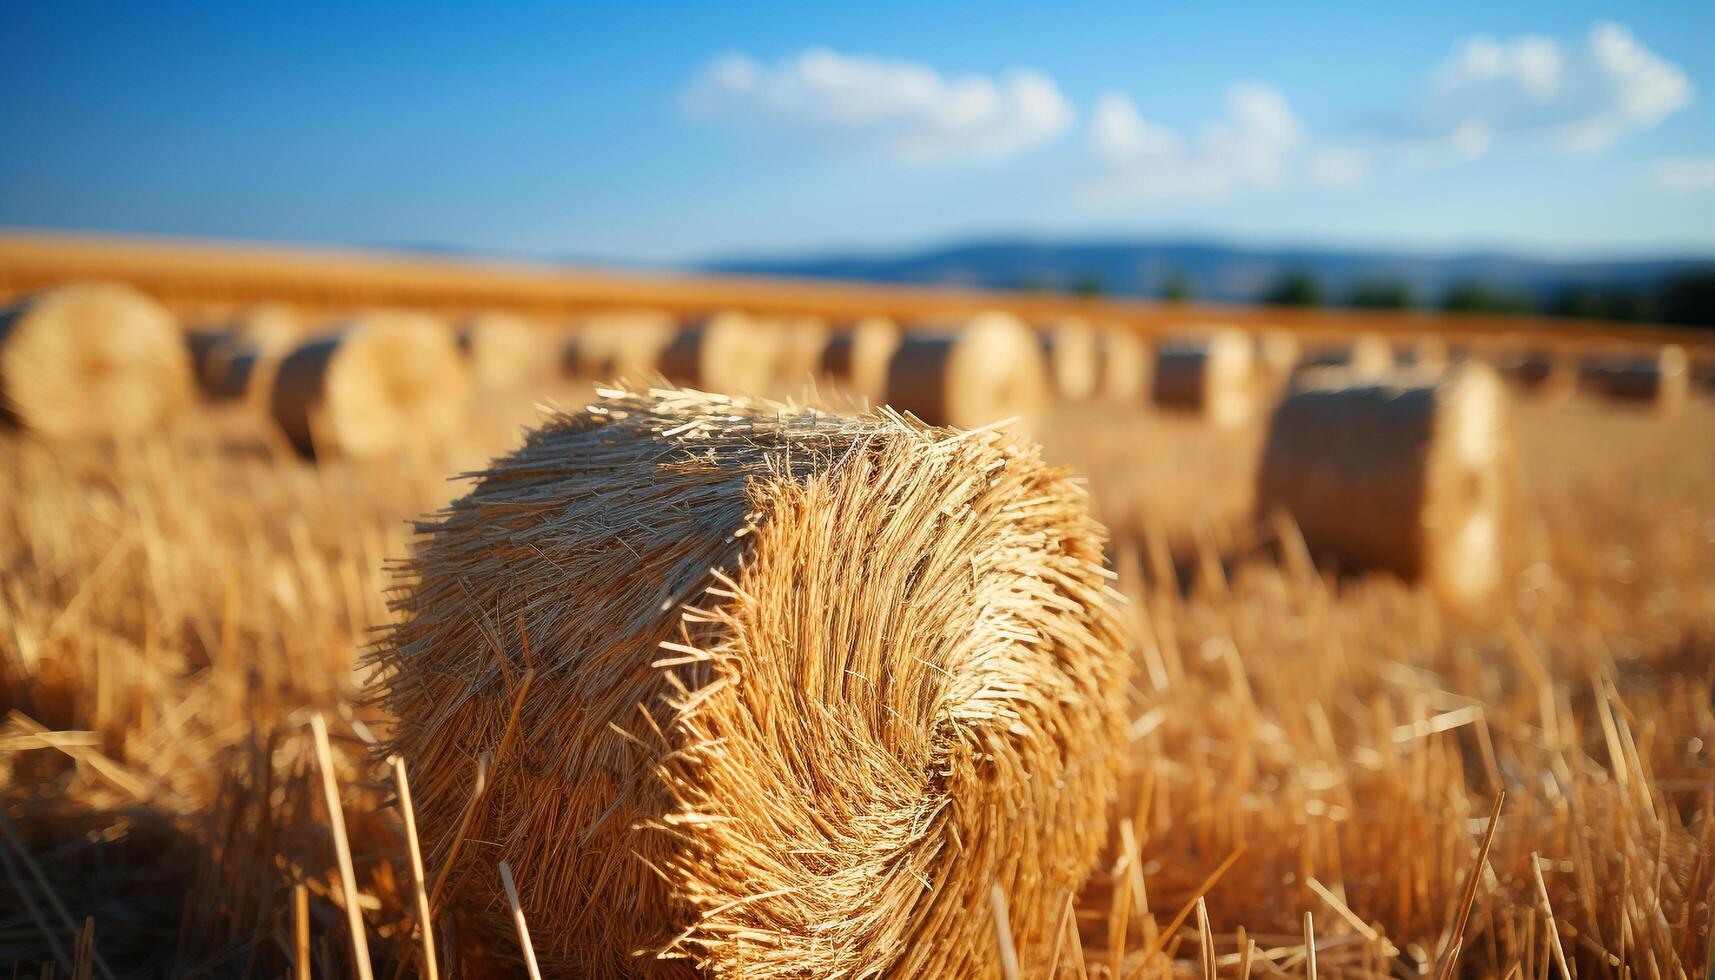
[1495, 347, 1577, 399]
[884, 311, 1049, 431]
[769, 314, 833, 385]
[1300, 332, 1394, 379]
[1400, 335, 1450, 373]
[1151, 328, 1256, 429]
[1585, 344, 1689, 413]
[819, 315, 900, 401]
[0, 283, 192, 438]
[567, 310, 678, 380]
[372, 387, 1129, 978]
[1255, 329, 1301, 385]
[1096, 325, 1150, 401]
[1256, 363, 1512, 606]
[1039, 317, 1100, 400]
[458, 311, 548, 391]
[269, 310, 469, 459]
[224, 302, 304, 355]
[659, 312, 780, 395]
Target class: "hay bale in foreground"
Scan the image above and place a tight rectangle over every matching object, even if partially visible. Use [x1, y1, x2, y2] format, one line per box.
[1097, 325, 1150, 400]
[373, 387, 1129, 978]
[885, 311, 1048, 431]
[269, 310, 468, 459]
[0, 283, 192, 438]
[567, 309, 678, 380]
[1585, 345, 1689, 413]
[1152, 328, 1256, 429]
[1039, 317, 1100, 400]
[459, 311, 548, 391]
[820, 315, 900, 402]
[659, 312, 779, 395]
[1257, 363, 1512, 606]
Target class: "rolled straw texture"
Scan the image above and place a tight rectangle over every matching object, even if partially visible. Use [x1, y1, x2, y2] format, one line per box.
[269, 310, 469, 459]
[1039, 317, 1100, 400]
[1151, 328, 1256, 429]
[372, 386, 1130, 978]
[658, 312, 779, 395]
[819, 316, 900, 403]
[460, 311, 548, 391]
[1256, 362, 1514, 607]
[0, 283, 192, 438]
[884, 311, 1048, 432]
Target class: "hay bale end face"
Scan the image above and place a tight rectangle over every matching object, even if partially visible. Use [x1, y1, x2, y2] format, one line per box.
[1587, 345, 1689, 413]
[0, 283, 192, 439]
[269, 310, 469, 459]
[567, 309, 678, 381]
[769, 314, 833, 387]
[885, 311, 1048, 432]
[373, 387, 1129, 977]
[659, 312, 779, 395]
[1039, 317, 1100, 400]
[1257, 363, 1513, 607]
[820, 315, 901, 402]
[1152, 328, 1256, 429]
[1298, 332, 1395, 379]
[1097, 325, 1150, 401]
[459, 311, 548, 391]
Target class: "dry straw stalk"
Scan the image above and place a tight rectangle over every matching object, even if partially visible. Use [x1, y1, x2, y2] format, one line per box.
[371, 385, 1130, 977]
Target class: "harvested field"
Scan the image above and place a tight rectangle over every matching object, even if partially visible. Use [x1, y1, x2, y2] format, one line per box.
[0, 287, 1712, 978]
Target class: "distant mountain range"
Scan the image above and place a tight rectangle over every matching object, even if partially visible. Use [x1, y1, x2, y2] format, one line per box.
[703, 238, 1715, 308]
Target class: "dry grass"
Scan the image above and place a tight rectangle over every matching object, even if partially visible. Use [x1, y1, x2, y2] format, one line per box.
[0, 350, 1711, 977]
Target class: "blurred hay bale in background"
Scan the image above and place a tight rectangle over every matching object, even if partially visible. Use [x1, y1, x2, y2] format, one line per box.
[269, 309, 469, 459]
[373, 387, 1129, 977]
[459, 310, 548, 392]
[567, 309, 677, 381]
[1257, 363, 1513, 607]
[1097, 324, 1150, 401]
[820, 315, 900, 403]
[1496, 346, 1578, 399]
[1039, 316, 1099, 400]
[185, 303, 309, 403]
[769, 314, 832, 387]
[659, 311, 778, 395]
[1585, 343, 1690, 414]
[1399, 334, 1450, 373]
[1299, 331, 1395, 379]
[885, 310, 1048, 432]
[0, 282, 192, 438]
[1254, 328, 1301, 391]
[1152, 327, 1256, 430]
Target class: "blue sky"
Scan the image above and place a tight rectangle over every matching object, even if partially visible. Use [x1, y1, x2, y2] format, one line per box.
[1, 1, 1711, 264]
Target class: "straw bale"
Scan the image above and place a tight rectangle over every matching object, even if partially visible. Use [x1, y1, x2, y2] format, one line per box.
[568, 310, 678, 380]
[1585, 344, 1689, 413]
[1299, 332, 1395, 379]
[1096, 325, 1150, 401]
[770, 314, 832, 385]
[819, 315, 900, 402]
[1399, 334, 1449, 373]
[0, 283, 192, 438]
[1495, 347, 1577, 399]
[1039, 317, 1100, 400]
[460, 311, 549, 391]
[269, 310, 469, 459]
[1151, 327, 1256, 429]
[1256, 362, 1513, 606]
[372, 386, 1130, 978]
[884, 311, 1048, 431]
[659, 312, 780, 395]
[1255, 329, 1301, 386]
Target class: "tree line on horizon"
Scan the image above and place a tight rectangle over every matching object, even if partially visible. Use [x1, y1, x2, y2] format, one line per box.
[1028, 267, 1715, 327]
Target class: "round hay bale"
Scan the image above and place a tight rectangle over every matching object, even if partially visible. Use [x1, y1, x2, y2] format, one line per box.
[372, 387, 1129, 977]
[1097, 325, 1150, 401]
[1299, 332, 1394, 379]
[224, 302, 303, 356]
[1256, 329, 1301, 386]
[771, 314, 832, 386]
[1256, 362, 1512, 607]
[1151, 328, 1256, 429]
[459, 311, 548, 391]
[820, 315, 900, 402]
[884, 311, 1048, 431]
[658, 312, 779, 395]
[0, 283, 192, 438]
[1039, 317, 1100, 400]
[1400, 335, 1450, 373]
[269, 310, 468, 459]
[567, 310, 678, 381]
[1496, 347, 1576, 399]
[1587, 344, 1689, 413]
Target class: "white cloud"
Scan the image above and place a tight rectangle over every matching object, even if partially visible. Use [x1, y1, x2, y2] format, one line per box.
[1090, 83, 1306, 200]
[1425, 21, 1693, 155]
[683, 49, 1074, 161]
[1656, 158, 1715, 192]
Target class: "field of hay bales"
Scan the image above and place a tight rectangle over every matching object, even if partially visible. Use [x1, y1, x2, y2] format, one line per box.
[1, 246, 1712, 979]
